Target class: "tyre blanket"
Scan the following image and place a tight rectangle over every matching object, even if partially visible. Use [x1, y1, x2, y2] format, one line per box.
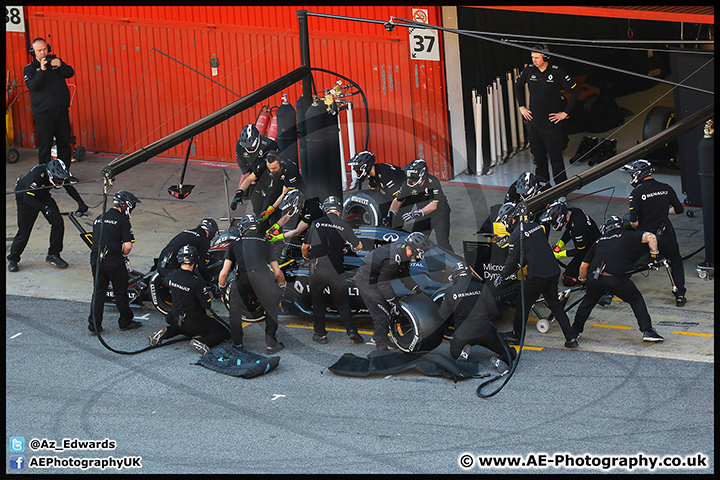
[196, 344, 280, 378]
[328, 350, 485, 381]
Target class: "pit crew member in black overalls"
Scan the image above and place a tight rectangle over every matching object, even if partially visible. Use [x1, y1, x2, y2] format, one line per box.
[87, 191, 142, 334]
[8, 159, 88, 272]
[383, 159, 453, 252]
[149, 245, 230, 355]
[625, 159, 687, 307]
[514, 44, 580, 186]
[355, 232, 430, 350]
[265, 189, 323, 245]
[540, 201, 600, 286]
[494, 202, 575, 348]
[157, 217, 219, 284]
[231, 124, 281, 219]
[301, 196, 364, 345]
[568, 216, 664, 343]
[504, 171, 550, 204]
[217, 214, 287, 354]
[439, 261, 516, 370]
[348, 150, 405, 215]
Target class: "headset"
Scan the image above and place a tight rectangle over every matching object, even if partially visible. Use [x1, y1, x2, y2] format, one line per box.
[532, 43, 550, 61]
[29, 37, 52, 56]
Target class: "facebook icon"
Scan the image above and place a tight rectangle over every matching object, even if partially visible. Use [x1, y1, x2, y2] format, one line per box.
[10, 455, 25, 470]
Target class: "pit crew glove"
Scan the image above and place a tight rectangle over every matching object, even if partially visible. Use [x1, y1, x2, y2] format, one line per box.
[381, 210, 396, 228]
[267, 231, 285, 243]
[554, 239, 565, 250]
[402, 209, 424, 223]
[260, 205, 276, 221]
[76, 203, 89, 214]
[230, 189, 244, 210]
[387, 297, 401, 317]
[493, 275, 505, 288]
[553, 249, 568, 259]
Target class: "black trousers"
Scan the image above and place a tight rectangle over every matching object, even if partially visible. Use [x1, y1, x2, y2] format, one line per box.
[450, 322, 516, 366]
[528, 124, 567, 185]
[163, 310, 229, 348]
[562, 254, 584, 285]
[8, 196, 64, 262]
[356, 277, 393, 348]
[228, 271, 281, 347]
[513, 273, 573, 340]
[571, 274, 652, 336]
[657, 228, 686, 298]
[33, 108, 72, 165]
[88, 257, 134, 329]
[411, 207, 453, 252]
[309, 264, 358, 336]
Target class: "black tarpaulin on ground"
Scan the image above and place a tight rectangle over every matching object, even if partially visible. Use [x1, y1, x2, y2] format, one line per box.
[196, 344, 280, 378]
[329, 350, 487, 381]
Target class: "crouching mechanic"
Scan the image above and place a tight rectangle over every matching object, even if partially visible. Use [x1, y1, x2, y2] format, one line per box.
[494, 202, 576, 348]
[218, 214, 287, 354]
[157, 217, 219, 284]
[265, 189, 323, 245]
[439, 261, 516, 370]
[568, 216, 664, 344]
[540, 201, 600, 286]
[8, 158, 89, 271]
[302, 196, 364, 345]
[355, 232, 430, 350]
[150, 245, 230, 354]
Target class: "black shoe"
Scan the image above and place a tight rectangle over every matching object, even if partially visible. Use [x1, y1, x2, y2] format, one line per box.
[459, 344, 472, 360]
[642, 329, 664, 342]
[490, 356, 509, 374]
[598, 294, 613, 306]
[588, 138, 616, 166]
[312, 333, 328, 344]
[119, 320, 142, 331]
[348, 330, 364, 344]
[675, 296, 687, 307]
[8, 260, 19, 272]
[267, 342, 285, 354]
[569, 135, 598, 164]
[45, 254, 68, 268]
[502, 331, 520, 344]
[564, 338, 579, 349]
[88, 324, 104, 335]
[190, 339, 211, 355]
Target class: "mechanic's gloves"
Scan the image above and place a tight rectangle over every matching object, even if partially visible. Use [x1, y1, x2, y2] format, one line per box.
[266, 224, 283, 242]
[493, 275, 505, 288]
[553, 249, 568, 259]
[260, 205, 276, 221]
[554, 239, 565, 250]
[230, 189, 244, 210]
[402, 209, 424, 223]
[75, 203, 89, 215]
[387, 297, 401, 317]
[381, 210, 396, 228]
[209, 283, 222, 299]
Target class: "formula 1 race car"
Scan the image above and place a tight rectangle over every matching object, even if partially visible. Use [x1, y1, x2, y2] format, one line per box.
[195, 217, 522, 353]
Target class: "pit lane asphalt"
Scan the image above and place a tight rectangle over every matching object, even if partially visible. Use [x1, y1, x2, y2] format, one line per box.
[5, 149, 715, 474]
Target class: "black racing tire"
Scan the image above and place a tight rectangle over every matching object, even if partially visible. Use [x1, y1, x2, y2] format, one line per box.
[390, 294, 446, 353]
[6, 147, 20, 164]
[221, 271, 267, 322]
[342, 189, 387, 227]
[149, 271, 173, 316]
[642, 106, 678, 165]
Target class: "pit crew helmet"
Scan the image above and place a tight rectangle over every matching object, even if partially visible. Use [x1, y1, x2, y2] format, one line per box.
[198, 217, 219, 239]
[239, 124, 260, 152]
[280, 189, 304, 218]
[239, 214, 260, 236]
[403, 231, 431, 260]
[406, 159, 428, 188]
[322, 195, 343, 214]
[46, 159, 71, 187]
[348, 151, 376, 181]
[113, 190, 141, 218]
[450, 261, 471, 283]
[623, 159, 654, 188]
[600, 215, 623, 235]
[495, 202, 518, 233]
[177, 244, 199, 265]
[539, 201, 569, 231]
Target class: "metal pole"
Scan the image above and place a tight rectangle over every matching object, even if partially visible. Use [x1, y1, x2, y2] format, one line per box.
[506, 71, 518, 155]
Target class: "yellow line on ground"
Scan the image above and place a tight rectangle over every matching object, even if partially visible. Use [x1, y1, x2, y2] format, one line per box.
[591, 323, 633, 330]
[286, 323, 375, 335]
[672, 331, 714, 337]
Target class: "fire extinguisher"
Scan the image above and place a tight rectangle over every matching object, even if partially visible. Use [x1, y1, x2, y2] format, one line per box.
[255, 105, 271, 136]
[267, 106, 278, 141]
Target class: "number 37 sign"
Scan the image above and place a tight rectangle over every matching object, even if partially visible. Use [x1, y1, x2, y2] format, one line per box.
[408, 8, 439, 61]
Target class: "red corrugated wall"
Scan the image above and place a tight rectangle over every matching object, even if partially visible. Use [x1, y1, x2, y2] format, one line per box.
[6, 6, 450, 179]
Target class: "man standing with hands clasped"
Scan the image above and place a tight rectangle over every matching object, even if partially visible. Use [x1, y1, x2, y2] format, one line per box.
[24, 37, 75, 165]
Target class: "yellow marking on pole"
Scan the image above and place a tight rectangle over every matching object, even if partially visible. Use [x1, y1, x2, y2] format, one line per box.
[672, 331, 713, 337]
[591, 323, 633, 330]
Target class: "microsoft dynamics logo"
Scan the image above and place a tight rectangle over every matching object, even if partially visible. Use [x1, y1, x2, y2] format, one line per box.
[9, 455, 25, 470]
